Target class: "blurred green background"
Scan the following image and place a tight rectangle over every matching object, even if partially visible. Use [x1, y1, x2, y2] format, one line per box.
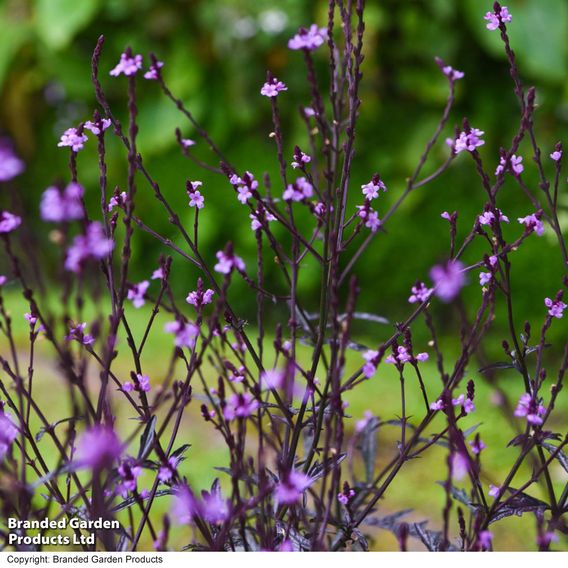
[1, 0, 568, 329]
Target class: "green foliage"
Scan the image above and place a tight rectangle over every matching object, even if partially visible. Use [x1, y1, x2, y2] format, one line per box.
[0, 0, 567, 332]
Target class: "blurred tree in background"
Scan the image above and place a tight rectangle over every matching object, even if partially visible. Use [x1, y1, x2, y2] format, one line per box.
[1, 0, 567, 343]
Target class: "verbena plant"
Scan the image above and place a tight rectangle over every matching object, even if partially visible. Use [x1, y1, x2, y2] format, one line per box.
[0, 1, 567, 552]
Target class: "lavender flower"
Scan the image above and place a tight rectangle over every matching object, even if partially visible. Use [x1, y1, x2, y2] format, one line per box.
[144, 61, 164, 81]
[385, 346, 428, 365]
[283, 177, 313, 202]
[214, 250, 245, 274]
[57, 128, 88, 152]
[0, 413, 18, 460]
[430, 260, 466, 302]
[488, 484, 500, 498]
[65, 322, 95, 346]
[550, 150, 562, 161]
[75, 426, 122, 470]
[65, 222, 114, 272]
[110, 52, 143, 77]
[455, 128, 485, 153]
[362, 350, 378, 378]
[275, 470, 312, 505]
[495, 154, 523, 176]
[124, 374, 151, 393]
[469, 438, 486, 455]
[108, 191, 128, 212]
[484, 6, 512, 31]
[545, 297, 566, 319]
[249, 209, 276, 231]
[478, 530, 493, 550]
[441, 65, 464, 81]
[127, 281, 150, 308]
[0, 211, 22, 234]
[514, 393, 546, 425]
[116, 461, 142, 497]
[408, 282, 433, 304]
[361, 176, 387, 200]
[288, 25, 327, 51]
[186, 287, 214, 308]
[84, 118, 111, 135]
[517, 213, 544, 236]
[478, 208, 509, 226]
[291, 149, 311, 169]
[260, 77, 288, 97]
[40, 183, 84, 222]
[0, 140, 25, 181]
[223, 392, 259, 421]
[164, 320, 199, 348]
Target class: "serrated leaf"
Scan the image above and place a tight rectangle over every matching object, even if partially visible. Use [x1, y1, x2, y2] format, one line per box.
[110, 488, 173, 513]
[540, 442, 568, 473]
[137, 415, 157, 460]
[489, 489, 549, 524]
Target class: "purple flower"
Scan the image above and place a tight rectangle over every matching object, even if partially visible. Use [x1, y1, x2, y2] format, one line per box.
[364, 210, 382, 233]
[261, 369, 285, 390]
[110, 52, 143, 77]
[488, 484, 500, 498]
[362, 350, 378, 378]
[158, 456, 180, 483]
[452, 393, 475, 414]
[430, 399, 445, 411]
[495, 154, 523, 176]
[337, 487, 355, 506]
[58, 128, 88, 152]
[0, 276, 7, 287]
[550, 150, 562, 162]
[223, 392, 259, 421]
[455, 128, 485, 153]
[275, 470, 312, 505]
[260, 77, 288, 98]
[479, 272, 492, 286]
[386, 346, 428, 366]
[188, 190, 204, 209]
[108, 191, 128, 212]
[144, 61, 164, 81]
[164, 320, 199, 348]
[0, 211, 22, 234]
[545, 297, 566, 319]
[478, 208, 509, 226]
[408, 282, 433, 304]
[40, 183, 84, 222]
[214, 250, 245, 274]
[518, 213, 544, 236]
[75, 426, 122, 470]
[249, 209, 276, 231]
[65, 222, 114, 272]
[0, 140, 25, 181]
[151, 267, 164, 280]
[84, 118, 111, 136]
[288, 25, 327, 51]
[65, 322, 95, 346]
[440, 211, 452, 221]
[172, 485, 197, 524]
[127, 281, 150, 308]
[361, 176, 387, 200]
[478, 530, 493, 550]
[469, 438, 486, 455]
[484, 6, 512, 31]
[181, 138, 196, 148]
[116, 461, 142, 497]
[451, 452, 469, 481]
[291, 150, 311, 169]
[442, 65, 464, 81]
[0, 413, 18, 460]
[430, 260, 466, 302]
[283, 177, 313, 202]
[201, 491, 230, 524]
[186, 287, 214, 308]
[514, 393, 546, 425]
